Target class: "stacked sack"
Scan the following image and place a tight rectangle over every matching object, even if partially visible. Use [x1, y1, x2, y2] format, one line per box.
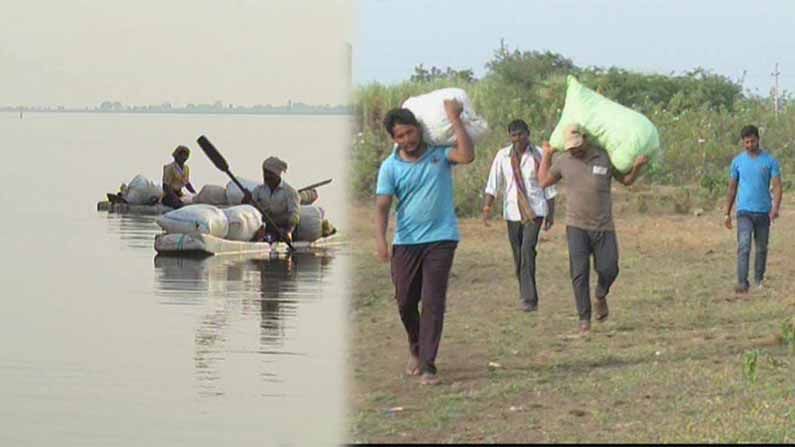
[121, 175, 162, 205]
[223, 205, 263, 241]
[193, 184, 228, 205]
[156, 205, 230, 238]
[155, 204, 264, 242]
[294, 205, 324, 242]
[224, 178, 320, 205]
[549, 76, 661, 172]
[225, 178, 261, 205]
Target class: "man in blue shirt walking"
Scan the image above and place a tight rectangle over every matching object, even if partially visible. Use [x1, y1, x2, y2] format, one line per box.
[725, 125, 783, 294]
[375, 100, 475, 385]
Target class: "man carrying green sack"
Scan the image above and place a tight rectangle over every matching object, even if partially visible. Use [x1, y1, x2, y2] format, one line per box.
[549, 76, 660, 173]
[538, 124, 648, 336]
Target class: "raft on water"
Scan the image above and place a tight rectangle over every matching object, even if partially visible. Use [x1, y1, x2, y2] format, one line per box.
[153, 232, 342, 257]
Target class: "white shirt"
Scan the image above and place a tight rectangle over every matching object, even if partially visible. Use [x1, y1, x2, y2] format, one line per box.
[484, 144, 557, 221]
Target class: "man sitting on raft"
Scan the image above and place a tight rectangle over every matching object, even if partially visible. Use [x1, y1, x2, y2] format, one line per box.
[243, 156, 300, 243]
[161, 145, 196, 209]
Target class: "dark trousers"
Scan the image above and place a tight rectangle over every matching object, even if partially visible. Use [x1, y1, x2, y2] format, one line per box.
[736, 212, 771, 289]
[161, 189, 185, 209]
[391, 241, 457, 375]
[566, 226, 619, 322]
[507, 218, 543, 307]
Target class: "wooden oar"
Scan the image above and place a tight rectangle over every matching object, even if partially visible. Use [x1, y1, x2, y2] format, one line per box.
[196, 135, 295, 253]
[297, 178, 332, 193]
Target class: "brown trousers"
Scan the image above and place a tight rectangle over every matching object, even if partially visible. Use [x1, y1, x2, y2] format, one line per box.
[390, 241, 457, 375]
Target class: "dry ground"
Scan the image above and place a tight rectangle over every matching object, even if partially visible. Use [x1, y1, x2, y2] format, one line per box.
[347, 190, 795, 443]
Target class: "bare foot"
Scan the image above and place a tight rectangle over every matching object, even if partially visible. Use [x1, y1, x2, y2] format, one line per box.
[420, 372, 440, 385]
[405, 353, 420, 376]
[579, 321, 591, 337]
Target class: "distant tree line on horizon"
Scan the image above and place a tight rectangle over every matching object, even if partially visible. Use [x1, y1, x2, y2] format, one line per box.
[2, 100, 352, 115]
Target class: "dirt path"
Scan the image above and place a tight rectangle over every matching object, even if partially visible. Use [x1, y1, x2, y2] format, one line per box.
[347, 198, 795, 443]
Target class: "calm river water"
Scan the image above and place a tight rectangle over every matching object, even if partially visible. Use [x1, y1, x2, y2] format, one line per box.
[0, 112, 349, 446]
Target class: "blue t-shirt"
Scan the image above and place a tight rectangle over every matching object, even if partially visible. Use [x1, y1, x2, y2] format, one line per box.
[730, 151, 781, 213]
[375, 145, 460, 245]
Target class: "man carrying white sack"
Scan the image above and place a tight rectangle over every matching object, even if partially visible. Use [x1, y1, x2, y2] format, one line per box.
[243, 156, 300, 243]
[537, 124, 648, 336]
[375, 99, 475, 385]
[482, 119, 556, 313]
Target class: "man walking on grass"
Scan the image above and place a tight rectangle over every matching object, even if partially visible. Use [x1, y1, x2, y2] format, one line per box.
[537, 124, 648, 336]
[724, 125, 782, 294]
[483, 119, 556, 313]
[374, 100, 475, 385]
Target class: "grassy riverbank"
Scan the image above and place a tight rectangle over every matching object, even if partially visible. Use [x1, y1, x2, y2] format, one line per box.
[347, 193, 795, 443]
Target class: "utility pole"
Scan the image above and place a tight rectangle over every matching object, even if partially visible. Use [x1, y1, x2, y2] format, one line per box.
[772, 63, 781, 117]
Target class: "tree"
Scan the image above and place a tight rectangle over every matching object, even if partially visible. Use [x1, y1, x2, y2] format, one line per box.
[410, 64, 475, 83]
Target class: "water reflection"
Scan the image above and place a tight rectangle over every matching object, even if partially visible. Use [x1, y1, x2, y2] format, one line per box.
[153, 253, 335, 398]
[103, 213, 160, 249]
[253, 256, 334, 349]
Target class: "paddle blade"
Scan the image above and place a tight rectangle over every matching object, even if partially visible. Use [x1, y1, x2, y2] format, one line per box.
[197, 135, 229, 172]
[297, 178, 333, 192]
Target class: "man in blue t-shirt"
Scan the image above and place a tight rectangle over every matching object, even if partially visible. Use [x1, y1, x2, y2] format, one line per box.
[725, 125, 783, 294]
[375, 101, 475, 385]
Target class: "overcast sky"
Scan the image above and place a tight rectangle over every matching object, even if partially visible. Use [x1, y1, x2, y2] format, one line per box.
[355, 0, 795, 97]
[1, 0, 354, 108]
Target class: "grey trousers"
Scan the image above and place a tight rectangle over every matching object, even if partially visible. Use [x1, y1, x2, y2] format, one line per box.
[736, 212, 771, 289]
[566, 226, 619, 322]
[507, 219, 543, 307]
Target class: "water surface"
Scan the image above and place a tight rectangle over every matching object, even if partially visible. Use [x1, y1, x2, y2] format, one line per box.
[0, 112, 349, 446]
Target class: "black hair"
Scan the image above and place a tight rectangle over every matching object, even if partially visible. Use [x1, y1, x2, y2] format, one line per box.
[740, 125, 759, 139]
[507, 119, 530, 134]
[383, 108, 420, 137]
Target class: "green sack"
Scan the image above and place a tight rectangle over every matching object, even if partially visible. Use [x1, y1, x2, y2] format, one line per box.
[549, 76, 660, 173]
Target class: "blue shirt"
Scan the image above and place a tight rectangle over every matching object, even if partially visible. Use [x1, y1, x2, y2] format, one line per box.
[730, 150, 781, 213]
[376, 145, 460, 245]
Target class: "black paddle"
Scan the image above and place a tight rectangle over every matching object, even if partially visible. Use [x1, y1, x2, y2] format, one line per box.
[297, 178, 332, 193]
[196, 135, 296, 253]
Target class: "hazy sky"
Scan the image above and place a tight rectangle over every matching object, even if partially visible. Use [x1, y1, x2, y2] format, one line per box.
[1, 0, 354, 108]
[356, 0, 795, 97]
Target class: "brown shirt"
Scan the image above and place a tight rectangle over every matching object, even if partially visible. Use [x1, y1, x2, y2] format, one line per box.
[549, 146, 619, 232]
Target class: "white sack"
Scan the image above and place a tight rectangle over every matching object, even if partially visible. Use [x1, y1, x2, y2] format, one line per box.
[156, 204, 229, 238]
[294, 205, 324, 242]
[225, 178, 261, 205]
[123, 174, 162, 205]
[402, 88, 489, 146]
[223, 205, 263, 241]
[194, 184, 228, 205]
